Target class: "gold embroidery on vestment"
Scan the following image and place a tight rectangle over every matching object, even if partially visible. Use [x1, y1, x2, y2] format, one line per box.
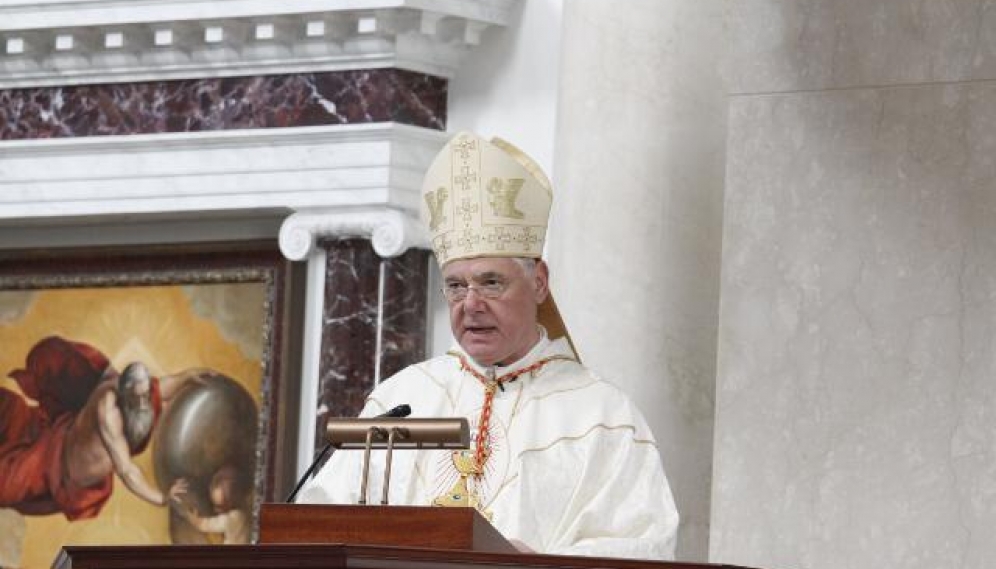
[517, 423, 658, 458]
[486, 177, 525, 219]
[431, 449, 493, 519]
[424, 186, 449, 231]
[520, 376, 599, 404]
[431, 351, 575, 518]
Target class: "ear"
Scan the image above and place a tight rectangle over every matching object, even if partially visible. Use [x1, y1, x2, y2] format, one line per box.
[533, 260, 550, 304]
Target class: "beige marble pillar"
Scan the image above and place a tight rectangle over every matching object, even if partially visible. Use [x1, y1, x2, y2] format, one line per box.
[715, 1, 996, 568]
[548, 0, 727, 560]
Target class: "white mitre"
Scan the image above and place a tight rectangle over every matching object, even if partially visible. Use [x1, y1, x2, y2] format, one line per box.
[420, 131, 552, 267]
[421, 131, 578, 357]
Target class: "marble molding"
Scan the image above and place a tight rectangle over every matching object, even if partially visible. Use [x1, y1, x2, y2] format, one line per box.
[713, 82, 996, 569]
[0, 0, 520, 87]
[314, 237, 429, 458]
[725, 0, 996, 94]
[0, 69, 445, 140]
[0, 124, 448, 223]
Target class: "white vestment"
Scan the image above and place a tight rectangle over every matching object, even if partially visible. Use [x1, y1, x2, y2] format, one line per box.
[297, 331, 679, 560]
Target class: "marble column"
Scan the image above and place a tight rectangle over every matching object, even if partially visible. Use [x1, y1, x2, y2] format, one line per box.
[549, 0, 727, 560]
[313, 238, 430, 458]
[714, 2, 996, 569]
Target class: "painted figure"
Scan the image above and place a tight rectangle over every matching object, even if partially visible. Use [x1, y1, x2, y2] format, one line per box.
[0, 336, 204, 520]
[170, 465, 249, 544]
[152, 372, 259, 545]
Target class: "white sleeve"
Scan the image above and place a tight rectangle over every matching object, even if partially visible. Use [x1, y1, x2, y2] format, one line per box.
[294, 444, 365, 505]
[519, 427, 679, 560]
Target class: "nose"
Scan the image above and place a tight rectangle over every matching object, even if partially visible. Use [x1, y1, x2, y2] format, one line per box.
[462, 287, 488, 311]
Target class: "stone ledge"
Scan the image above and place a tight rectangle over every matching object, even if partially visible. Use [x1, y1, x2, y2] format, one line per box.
[0, 122, 447, 222]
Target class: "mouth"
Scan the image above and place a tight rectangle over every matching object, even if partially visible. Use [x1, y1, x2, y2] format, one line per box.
[463, 325, 497, 337]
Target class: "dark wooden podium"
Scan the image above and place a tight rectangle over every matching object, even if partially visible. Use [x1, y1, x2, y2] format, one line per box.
[259, 503, 518, 553]
[53, 504, 750, 569]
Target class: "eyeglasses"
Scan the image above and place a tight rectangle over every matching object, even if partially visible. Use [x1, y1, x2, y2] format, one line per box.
[440, 281, 507, 303]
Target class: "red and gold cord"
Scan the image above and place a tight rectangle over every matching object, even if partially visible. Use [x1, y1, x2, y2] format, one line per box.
[452, 354, 574, 476]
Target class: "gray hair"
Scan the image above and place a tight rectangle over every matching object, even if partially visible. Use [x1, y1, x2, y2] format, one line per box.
[512, 257, 537, 276]
[119, 362, 151, 392]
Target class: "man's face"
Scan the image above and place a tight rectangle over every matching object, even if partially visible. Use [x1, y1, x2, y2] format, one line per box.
[124, 378, 151, 411]
[443, 257, 549, 367]
[118, 363, 155, 452]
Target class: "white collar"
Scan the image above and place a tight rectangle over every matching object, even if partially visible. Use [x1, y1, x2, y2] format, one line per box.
[449, 326, 558, 378]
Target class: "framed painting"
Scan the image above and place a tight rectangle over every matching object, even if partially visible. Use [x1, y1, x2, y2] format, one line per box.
[0, 243, 299, 568]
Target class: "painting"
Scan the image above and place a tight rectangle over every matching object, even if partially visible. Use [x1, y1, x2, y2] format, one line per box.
[0, 245, 293, 569]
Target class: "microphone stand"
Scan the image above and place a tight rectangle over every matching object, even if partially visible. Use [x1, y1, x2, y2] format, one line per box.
[284, 441, 333, 503]
[284, 404, 412, 504]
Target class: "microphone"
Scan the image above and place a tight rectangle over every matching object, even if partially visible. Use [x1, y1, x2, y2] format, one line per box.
[284, 404, 412, 503]
[379, 403, 411, 418]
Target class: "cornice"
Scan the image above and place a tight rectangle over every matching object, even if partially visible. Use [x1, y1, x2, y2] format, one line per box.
[0, 122, 447, 223]
[0, 0, 520, 88]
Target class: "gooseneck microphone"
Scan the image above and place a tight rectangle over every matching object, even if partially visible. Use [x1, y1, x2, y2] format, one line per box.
[379, 403, 411, 418]
[284, 404, 411, 503]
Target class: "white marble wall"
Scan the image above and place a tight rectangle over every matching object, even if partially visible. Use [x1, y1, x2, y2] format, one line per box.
[448, 0, 562, 172]
[549, 0, 727, 560]
[725, 0, 996, 93]
[714, 1, 996, 568]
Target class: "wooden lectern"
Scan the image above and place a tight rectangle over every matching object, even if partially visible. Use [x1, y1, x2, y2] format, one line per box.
[53, 503, 752, 569]
[258, 503, 519, 553]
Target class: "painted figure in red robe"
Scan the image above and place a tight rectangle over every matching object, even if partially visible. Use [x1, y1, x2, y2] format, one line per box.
[0, 336, 201, 520]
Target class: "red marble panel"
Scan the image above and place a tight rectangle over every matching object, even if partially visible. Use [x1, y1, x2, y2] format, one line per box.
[0, 69, 446, 140]
[314, 238, 428, 459]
